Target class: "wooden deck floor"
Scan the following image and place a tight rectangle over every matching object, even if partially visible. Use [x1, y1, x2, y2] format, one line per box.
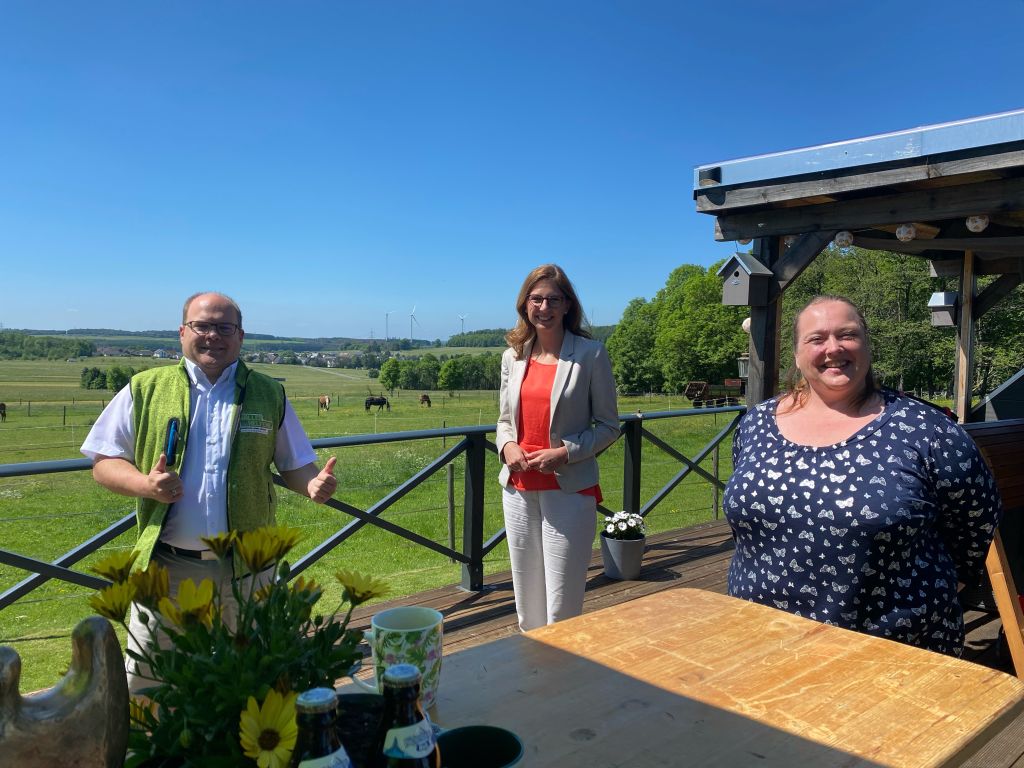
[349, 519, 1024, 767]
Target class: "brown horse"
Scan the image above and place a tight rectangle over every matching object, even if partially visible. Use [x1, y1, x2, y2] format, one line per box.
[419, 394, 431, 408]
[318, 395, 331, 413]
[0, 403, 5, 422]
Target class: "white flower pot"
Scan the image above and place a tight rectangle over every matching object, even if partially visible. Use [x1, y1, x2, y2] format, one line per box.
[600, 533, 646, 580]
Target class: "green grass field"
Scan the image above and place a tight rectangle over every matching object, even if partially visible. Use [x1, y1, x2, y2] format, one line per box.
[0, 358, 738, 692]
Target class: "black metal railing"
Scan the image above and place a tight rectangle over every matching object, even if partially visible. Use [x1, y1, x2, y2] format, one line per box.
[0, 406, 744, 610]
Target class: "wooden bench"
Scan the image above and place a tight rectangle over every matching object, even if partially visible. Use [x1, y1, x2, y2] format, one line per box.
[964, 418, 1024, 678]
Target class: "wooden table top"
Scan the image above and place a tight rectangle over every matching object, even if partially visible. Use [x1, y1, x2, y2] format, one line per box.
[428, 588, 1024, 767]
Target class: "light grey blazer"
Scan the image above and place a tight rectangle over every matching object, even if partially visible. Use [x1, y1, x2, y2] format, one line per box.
[497, 330, 620, 492]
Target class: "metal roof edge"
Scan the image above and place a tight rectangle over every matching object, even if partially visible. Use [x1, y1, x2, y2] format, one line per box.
[694, 108, 1024, 191]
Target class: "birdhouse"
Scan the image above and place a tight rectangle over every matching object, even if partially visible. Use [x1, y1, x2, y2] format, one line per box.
[928, 291, 958, 327]
[716, 252, 773, 306]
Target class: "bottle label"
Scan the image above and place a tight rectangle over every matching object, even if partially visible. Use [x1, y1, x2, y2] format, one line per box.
[382, 719, 436, 759]
[297, 746, 351, 768]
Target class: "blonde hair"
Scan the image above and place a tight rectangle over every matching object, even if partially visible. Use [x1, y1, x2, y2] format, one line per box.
[782, 295, 877, 410]
[505, 264, 590, 359]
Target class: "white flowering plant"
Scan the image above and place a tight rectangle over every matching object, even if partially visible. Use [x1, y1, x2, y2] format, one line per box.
[602, 511, 647, 541]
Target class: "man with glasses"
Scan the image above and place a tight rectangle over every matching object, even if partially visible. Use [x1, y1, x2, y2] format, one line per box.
[81, 291, 337, 692]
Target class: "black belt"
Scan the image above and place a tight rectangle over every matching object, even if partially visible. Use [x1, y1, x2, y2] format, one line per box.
[156, 541, 220, 561]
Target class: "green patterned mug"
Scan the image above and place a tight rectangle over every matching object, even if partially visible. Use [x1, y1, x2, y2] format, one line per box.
[352, 606, 444, 709]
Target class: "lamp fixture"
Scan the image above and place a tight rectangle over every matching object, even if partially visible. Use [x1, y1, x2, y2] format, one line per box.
[783, 235, 797, 248]
[833, 230, 854, 248]
[896, 223, 917, 242]
[737, 238, 752, 245]
[966, 215, 989, 233]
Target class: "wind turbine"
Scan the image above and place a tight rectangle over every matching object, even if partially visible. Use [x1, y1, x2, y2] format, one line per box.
[458, 314, 467, 336]
[385, 311, 395, 341]
[409, 306, 419, 342]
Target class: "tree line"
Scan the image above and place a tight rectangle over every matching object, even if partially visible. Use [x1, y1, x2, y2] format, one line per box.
[0, 331, 95, 360]
[80, 365, 141, 391]
[606, 247, 1024, 398]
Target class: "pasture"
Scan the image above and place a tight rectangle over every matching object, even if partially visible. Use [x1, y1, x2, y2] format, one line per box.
[0, 357, 736, 691]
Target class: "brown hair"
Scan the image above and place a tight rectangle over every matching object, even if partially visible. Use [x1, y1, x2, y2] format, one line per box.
[505, 264, 590, 359]
[182, 292, 243, 328]
[782, 295, 877, 410]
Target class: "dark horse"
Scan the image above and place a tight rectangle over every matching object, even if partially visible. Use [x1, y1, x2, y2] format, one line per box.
[419, 394, 431, 408]
[365, 396, 390, 412]
[0, 403, 5, 422]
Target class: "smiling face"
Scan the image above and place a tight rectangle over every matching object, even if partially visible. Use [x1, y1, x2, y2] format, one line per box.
[793, 299, 871, 401]
[524, 278, 571, 335]
[179, 293, 244, 383]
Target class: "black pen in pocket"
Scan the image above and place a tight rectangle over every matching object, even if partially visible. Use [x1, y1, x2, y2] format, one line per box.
[164, 417, 180, 467]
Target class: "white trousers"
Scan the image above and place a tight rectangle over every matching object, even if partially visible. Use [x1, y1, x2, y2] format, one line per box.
[124, 547, 271, 696]
[502, 486, 597, 632]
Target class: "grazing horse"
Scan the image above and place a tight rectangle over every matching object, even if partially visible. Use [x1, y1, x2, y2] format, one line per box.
[0, 403, 5, 423]
[365, 396, 390, 412]
[318, 395, 331, 413]
[419, 394, 431, 408]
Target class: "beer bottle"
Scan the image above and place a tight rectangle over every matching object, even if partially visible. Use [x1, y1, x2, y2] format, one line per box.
[370, 664, 441, 768]
[288, 687, 352, 768]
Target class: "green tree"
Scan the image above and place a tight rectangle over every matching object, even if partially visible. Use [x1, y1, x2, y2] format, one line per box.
[379, 358, 400, 394]
[607, 299, 662, 394]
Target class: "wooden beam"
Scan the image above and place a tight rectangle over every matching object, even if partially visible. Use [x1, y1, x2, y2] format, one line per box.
[712, 176, 1024, 241]
[955, 251, 976, 423]
[975, 272, 1023, 319]
[695, 147, 1024, 213]
[772, 231, 833, 292]
[930, 255, 1024, 277]
[855, 235, 1024, 255]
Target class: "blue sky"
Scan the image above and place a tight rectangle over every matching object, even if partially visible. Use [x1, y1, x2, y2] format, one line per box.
[3, 1, 1023, 341]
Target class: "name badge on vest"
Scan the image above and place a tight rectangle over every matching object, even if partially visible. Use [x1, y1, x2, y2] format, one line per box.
[239, 412, 272, 435]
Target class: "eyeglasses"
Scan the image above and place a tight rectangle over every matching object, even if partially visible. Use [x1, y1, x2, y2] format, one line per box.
[527, 294, 566, 308]
[185, 321, 240, 336]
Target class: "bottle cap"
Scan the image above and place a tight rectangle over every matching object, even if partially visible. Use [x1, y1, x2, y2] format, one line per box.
[382, 663, 421, 687]
[296, 687, 338, 713]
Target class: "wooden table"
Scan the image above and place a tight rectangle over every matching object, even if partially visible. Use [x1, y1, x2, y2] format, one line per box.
[428, 588, 1024, 767]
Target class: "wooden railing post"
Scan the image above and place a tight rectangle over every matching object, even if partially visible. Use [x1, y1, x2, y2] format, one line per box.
[622, 418, 642, 515]
[461, 432, 486, 590]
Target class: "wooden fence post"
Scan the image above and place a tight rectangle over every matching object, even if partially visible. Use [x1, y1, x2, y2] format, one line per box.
[622, 419, 642, 515]
[461, 432, 486, 591]
[447, 464, 455, 563]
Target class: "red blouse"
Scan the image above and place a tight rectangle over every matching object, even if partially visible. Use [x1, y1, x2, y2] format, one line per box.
[510, 359, 601, 502]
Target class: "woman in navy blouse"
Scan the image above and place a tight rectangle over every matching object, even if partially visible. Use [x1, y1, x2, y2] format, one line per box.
[724, 295, 1001, 655]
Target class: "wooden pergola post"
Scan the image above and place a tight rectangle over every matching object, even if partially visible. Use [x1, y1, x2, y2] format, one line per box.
[745, 237, 783, 404]
[954, 250, 976, 423]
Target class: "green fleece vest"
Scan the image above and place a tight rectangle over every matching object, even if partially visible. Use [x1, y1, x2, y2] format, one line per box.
[130, 359, 286, 575]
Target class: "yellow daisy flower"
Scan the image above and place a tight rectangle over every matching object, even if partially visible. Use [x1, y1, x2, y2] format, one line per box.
[290, 575, 322, 600]
[89, 581, 136, 622]
[334, 569, 388, 606]
[200, 531, 236, 560]
[129, 562, 170, 611]
[236, 530, 278, 574]
[239, 689, 298, 768]
[158, 578, 215, 628]
[90, 550, 139, 584]
[252, 583, 275, 603]
[262, 525, 302, 562]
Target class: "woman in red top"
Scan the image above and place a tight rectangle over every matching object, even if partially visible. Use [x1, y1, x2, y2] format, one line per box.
[497, 264, 620, 630]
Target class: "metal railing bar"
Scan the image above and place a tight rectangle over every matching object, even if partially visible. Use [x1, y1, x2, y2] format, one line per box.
[639, 412, 744, 517]
[0, 514, 135, 609]
[363, 438, 469, 518]
[641, 429, 724, 489]
[285, 491, 470, 580]
[0, 550, 109, 594]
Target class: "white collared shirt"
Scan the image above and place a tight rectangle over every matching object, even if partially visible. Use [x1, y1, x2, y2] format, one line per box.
[81, 359, 317, 549]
